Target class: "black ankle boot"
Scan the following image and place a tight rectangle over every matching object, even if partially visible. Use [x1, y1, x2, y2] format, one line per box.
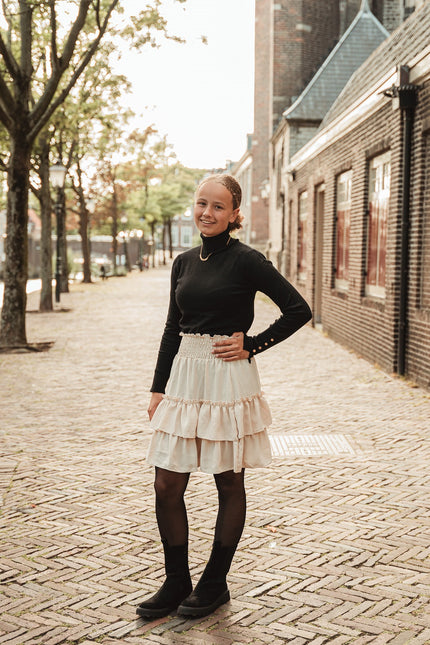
[136, 540, 192, 619]
[177, 541, 236, 617]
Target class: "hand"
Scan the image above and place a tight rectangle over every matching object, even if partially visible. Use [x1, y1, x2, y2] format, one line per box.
[148, 392, 163, 420]
[212, 332, 250, 362]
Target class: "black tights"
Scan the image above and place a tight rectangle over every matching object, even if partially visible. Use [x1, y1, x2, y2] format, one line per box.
[154, 467, 246, 547]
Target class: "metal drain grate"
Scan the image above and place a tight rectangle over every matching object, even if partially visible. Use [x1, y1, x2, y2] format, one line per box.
[269, 434, 356, 457]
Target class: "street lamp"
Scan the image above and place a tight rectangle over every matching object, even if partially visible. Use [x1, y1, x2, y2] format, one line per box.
[120, 216, 130, 271]
[49, 161, 67, 303]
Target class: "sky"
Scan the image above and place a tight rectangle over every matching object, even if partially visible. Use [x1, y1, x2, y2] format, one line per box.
[115, 0, 255, 170]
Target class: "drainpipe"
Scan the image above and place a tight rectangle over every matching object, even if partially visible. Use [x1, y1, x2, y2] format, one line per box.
[397, 85, 419, 376]
[383, 69, 419, 376]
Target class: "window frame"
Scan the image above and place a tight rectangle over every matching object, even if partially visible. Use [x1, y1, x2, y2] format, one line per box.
[297, 190, 308, 283]
[334, 170, 352, 292]
[365, 151, 390, 299]
[180, 225, 193, 247]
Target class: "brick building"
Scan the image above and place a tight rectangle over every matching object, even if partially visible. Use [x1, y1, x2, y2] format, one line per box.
[235, 0, 426, 251]
[268, 1, 388, 273]
[285, 3, 430, 388]
[236, 0, 340, 250]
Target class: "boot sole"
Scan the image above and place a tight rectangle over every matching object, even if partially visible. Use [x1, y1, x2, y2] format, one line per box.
[136, 603, 180, 619]
[177, 589, 230, 617]
[136, 592, 192, 619]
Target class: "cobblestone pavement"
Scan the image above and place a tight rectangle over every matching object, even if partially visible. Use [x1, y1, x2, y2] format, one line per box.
[1, 266, 430, 645]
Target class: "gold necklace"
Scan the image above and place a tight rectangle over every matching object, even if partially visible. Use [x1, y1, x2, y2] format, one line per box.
[199, 235, 231, 261]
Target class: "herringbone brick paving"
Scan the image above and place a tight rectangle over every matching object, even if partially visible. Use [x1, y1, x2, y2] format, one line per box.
[1, 266, 430, 644]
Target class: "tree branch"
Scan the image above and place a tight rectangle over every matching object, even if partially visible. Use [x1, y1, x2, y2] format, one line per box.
[93, 0, 102, 31]
[49, 0, 58, 68]
[1, 0, 12, 49]
[0, 66, 16, 114]
[0, 95, 13, 130]
[29, 0, 119, 141]
[67, 139, 77, 169]
[19, 0, 33, 81]
[0, 30, 19, 79]
[29, 0, 92, 131]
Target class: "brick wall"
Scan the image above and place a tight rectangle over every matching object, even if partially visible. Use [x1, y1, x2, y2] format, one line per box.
[272, 0, 339, 127]
[382, 0, 404, 30]
[339, 0, 361, 33]
[287, 78, 430, 388]
[405, 78, 430, 387]
[340, 0, 406, 34]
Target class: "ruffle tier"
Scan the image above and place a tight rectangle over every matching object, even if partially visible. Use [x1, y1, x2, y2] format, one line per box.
[147, 333, 273, 473]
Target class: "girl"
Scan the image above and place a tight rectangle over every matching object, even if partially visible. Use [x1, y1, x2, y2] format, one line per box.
[137, 174, 312, 619]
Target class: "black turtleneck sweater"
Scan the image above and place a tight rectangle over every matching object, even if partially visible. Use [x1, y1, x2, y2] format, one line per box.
[151, 228, 312, 393]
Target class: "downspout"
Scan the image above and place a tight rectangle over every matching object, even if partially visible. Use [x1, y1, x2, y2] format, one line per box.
[383, 70, 419, 376]
[397, 84, 419, 376]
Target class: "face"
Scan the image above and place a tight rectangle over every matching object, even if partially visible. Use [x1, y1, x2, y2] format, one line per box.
[194, 180, 239, 237]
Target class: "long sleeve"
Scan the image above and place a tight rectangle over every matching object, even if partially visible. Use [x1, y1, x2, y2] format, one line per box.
[242, 250, 312, 357]
[150, 257, 182, 393]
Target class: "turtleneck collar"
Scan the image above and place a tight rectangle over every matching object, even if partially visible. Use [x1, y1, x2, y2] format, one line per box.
[200, 227, 231, 256]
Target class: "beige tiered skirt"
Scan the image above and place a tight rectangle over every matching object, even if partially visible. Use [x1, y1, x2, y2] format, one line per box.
[146, 333, 273, 474]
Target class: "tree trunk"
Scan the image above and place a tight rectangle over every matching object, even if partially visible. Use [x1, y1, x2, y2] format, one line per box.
[39, 138, 53, 312]
[162, 219, 167, 265]
[0, 133, 30, 347]
[124, 240, 131, 272]
[80, 204, 92, 282]
[75, 160, 92, 283]
[150, 221, 156, 268]
[168, 219, 173, 259]
[59, 188, 69, 292]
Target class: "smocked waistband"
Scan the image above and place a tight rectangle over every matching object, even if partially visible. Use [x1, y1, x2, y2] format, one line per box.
[177, 333, 230, 359]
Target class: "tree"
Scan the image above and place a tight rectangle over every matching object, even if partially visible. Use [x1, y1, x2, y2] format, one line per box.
[0, 0, 186, 348]
[155, 164, 204, 261]
[0, 0, 121, 347]
[66, 51, 131, 283]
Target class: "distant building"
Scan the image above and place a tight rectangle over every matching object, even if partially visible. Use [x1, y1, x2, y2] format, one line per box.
[171, 208, 197, 252]
[244, 0, 340, 249]
[27, 209, 42, 278]
[268, 1, 388, 271]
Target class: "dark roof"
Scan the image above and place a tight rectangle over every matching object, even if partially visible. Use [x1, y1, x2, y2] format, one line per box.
[322, 1, 430, 127]
[284, 0, 388, 122]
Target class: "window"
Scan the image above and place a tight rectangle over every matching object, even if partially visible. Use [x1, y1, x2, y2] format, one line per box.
[181, 226, 192, 247]
[335, 170, 352, 291]
[298, 191, 308, 282]
[366, 152, 390, 298]
[276, 145, 284, 208]
[171, 225, 179, 247]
